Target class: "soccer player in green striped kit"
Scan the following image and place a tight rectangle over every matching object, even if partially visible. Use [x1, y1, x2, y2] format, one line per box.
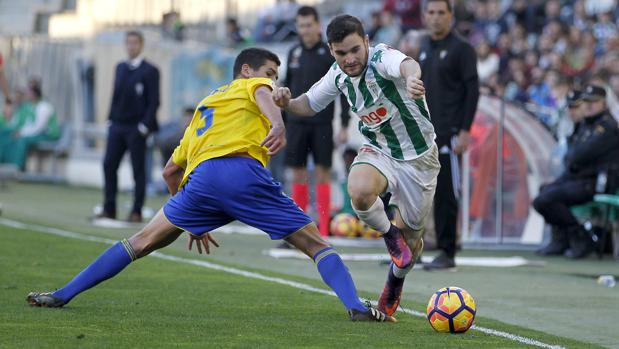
[273, 14, 440, 316]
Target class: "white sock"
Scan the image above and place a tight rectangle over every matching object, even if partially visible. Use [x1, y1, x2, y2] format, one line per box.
[353, 197, 391, 234]
[392, 262, 414, 278]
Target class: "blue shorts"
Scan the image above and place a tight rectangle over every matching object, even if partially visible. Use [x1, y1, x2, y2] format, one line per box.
[163, 156, 312, 240]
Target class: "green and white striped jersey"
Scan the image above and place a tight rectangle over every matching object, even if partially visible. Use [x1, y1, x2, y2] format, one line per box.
[306, 43, 435, 160]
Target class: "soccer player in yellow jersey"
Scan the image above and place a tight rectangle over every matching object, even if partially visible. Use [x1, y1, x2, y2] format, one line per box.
[27, 48, 394, 322]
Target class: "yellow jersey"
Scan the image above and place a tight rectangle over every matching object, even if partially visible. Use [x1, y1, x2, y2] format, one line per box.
[172, 77, 275, 187]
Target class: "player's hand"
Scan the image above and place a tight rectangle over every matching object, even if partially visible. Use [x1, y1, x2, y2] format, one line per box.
[454, 130, 471, 155]
[406, 76, 425, 99]
[272, 87, 291, 108]
[261, 124, 286, 155]
[188, 232, 219, 255]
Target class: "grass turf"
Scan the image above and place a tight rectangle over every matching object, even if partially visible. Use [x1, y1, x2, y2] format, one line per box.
[0, 224, 601, 349]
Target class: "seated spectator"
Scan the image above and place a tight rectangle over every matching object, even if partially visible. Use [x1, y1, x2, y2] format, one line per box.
[154, 107, 193, 167]
[0, 81, 59, 170]
[533, 85, 619, 259]
[226, 18, 249, 47]
[0, 88, 34, 164]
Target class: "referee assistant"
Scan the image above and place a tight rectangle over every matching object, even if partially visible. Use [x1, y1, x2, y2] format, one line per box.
[284, 6, 350, 236]
[418, 0, 479, 270]
[100, 31, 160, 223]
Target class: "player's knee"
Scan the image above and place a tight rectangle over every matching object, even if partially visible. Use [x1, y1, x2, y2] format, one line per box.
[348, 182, 377, 210]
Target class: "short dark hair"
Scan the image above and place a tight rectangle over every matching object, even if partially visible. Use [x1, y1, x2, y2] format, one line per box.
[326, 15, 365, 44]
[126, 30, 144, 43]
[29, 81, 42, 99]
[297, 6, 319, 22]
[233, 48, 281, 78]
[423, 0, 453, 12]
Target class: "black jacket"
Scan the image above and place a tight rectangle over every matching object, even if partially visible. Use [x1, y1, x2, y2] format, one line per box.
[285, 40, 349, 126]
[418, 31, 479, 147]
[108, 59, 160, 132]
[563, 110, 619, 183]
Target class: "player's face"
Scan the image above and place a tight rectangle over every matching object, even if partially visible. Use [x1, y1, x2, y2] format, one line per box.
[296, 15, 321, 47]
[246, 60, 279, 82]
[423, 1, 453, 38]
[329, 33, 369, 77]
[125, 35, 143, 59]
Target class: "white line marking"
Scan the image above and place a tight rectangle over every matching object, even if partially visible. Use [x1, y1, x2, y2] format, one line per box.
[266, 249, 546, 267]
[0, 218, 565, 349]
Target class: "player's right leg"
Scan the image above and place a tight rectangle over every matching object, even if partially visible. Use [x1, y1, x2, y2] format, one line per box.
[347, 160, 413, 269]
[27, 210, 183, 307]
[284, 224, 395, 322]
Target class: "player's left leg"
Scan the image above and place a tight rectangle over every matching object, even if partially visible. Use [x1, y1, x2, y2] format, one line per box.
[378, 208, 424, 316]
[27, 209, 183, 307]
[284, 224, 395, 322]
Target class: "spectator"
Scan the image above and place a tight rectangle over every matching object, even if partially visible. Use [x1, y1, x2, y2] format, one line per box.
[283, 6, 350, 237]
[226, 18, 249, 47]
[0, 81, 59, 170]
[398, 29, 425, 58]
[254, 0, 299, 42]
[155, 107, 193, 167]
[99, 30, 160, 223]
[383, 0, 423, 32]
[561, 30, 596, 77]
[0, 51, 11, 122]
[476, 40, 499, 82]
[592, 10, 618, 54]
[372, 10, 402, 46]
[418, 0, 480, 270]
[367, 11, 383, 41]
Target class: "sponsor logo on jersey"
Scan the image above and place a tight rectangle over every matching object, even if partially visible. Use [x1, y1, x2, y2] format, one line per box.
[359, 106, 389, 126]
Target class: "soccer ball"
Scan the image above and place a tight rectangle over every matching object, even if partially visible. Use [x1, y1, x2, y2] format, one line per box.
[426, 286, 476, 333]
[358, 222, 381, 239]
[330, 213, 359, 238]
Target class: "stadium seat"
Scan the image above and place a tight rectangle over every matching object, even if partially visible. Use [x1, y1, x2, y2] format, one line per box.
[27, 123, 72, 182]
[593, 193, 619, 260]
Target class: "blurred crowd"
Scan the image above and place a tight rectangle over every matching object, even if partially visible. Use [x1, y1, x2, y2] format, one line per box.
[228, 0, 619, 139]
[368, 0, 619, 138]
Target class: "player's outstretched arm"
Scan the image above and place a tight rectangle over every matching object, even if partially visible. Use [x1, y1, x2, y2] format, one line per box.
[162, 157, 184, 195]
[272, 87, 316, 117]
[400, 58, 425, 99]
[255, 86, 286, 155]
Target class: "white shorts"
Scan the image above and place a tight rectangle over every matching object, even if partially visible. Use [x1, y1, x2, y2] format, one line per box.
[352, 144, 440, 230]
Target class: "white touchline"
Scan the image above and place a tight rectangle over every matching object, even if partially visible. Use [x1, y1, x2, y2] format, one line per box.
[1, 218, 565, 349]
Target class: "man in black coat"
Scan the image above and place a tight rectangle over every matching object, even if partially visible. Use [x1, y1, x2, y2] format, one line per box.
[418, 0, 479, 270]
[533, 85, 619, 259]
[100, 31, 160, 223]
